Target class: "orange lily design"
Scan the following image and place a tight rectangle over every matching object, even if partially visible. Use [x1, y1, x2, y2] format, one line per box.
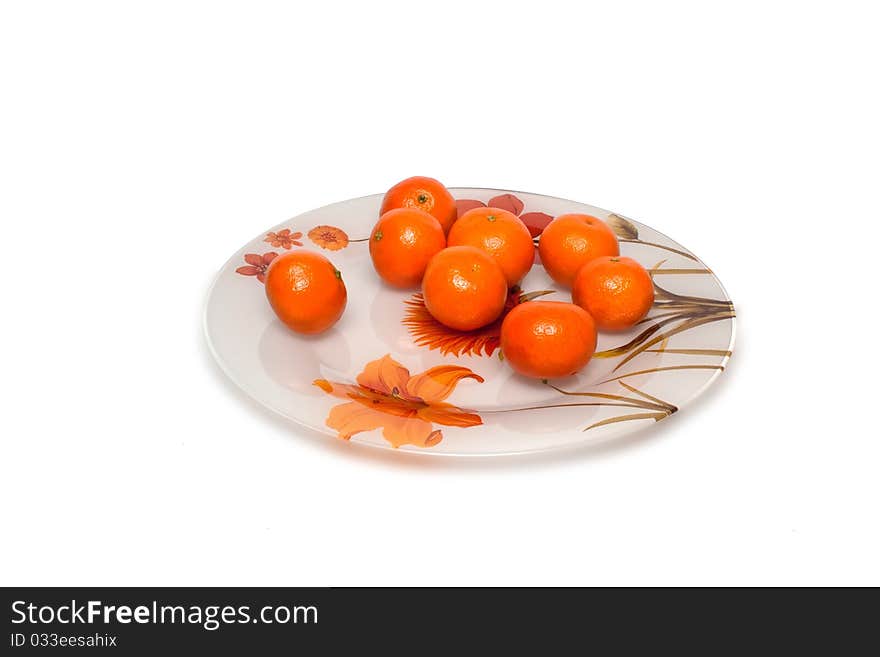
[313, 355, 484, 448]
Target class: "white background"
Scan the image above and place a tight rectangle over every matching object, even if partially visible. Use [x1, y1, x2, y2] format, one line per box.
[1, 1, 878, 586]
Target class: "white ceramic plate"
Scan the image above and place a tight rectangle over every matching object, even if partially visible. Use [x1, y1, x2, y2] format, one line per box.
[205, 188, 735, 456]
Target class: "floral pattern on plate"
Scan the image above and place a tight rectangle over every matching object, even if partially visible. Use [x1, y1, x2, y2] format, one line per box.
[314, 354, 483, 448]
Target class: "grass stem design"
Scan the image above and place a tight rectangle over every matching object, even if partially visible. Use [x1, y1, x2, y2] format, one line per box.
[594, 280, 734, 372]
[547, 380, 678, 431]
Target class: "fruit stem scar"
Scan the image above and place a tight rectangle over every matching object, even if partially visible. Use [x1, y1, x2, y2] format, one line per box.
[334, 269, 342, 280]
[417, 193, 428, 204]
[374, 229, 383, 241]
[487, 215, 497, 222]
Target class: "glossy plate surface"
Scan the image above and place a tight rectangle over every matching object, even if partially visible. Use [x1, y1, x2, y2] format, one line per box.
[205, 188, 735, 456]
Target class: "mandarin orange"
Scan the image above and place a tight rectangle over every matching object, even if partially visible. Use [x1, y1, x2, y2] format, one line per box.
[264, 250, 347, 334]
[380, 176, 457, 234]
[447, 206, 534, 286]
[537, 213, 619, 286]
[369, 207, 446, 288]
[421, 246, 508, 331]
[500, 301, 597, 378]
[572, 256, 655, 331]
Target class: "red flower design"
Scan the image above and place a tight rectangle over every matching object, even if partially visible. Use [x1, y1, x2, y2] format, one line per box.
[264, 228, 303, 249]
[403, 288, 553, 357]
[455, 193, 554, 264]
[455, 193, 554, 238]
[235, 252, 278, 283]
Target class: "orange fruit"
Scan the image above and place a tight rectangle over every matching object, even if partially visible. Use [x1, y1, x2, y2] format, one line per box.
[264, 250, 347, 335]
[537, 213, 619, 286]
[572, 256, 655, 331]
[500, 301, 597, 378]
[447, 206, 534, 286]
[421, 246, 508, 331]
[369, 208, 446, 288]
[380, 176, 457, 234]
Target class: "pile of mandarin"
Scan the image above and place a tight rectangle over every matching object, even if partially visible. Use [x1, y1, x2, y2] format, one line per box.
[264, 176, 655, 379]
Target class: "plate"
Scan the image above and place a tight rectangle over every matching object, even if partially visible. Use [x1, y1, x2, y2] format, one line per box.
[205, 188, 735, 456]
